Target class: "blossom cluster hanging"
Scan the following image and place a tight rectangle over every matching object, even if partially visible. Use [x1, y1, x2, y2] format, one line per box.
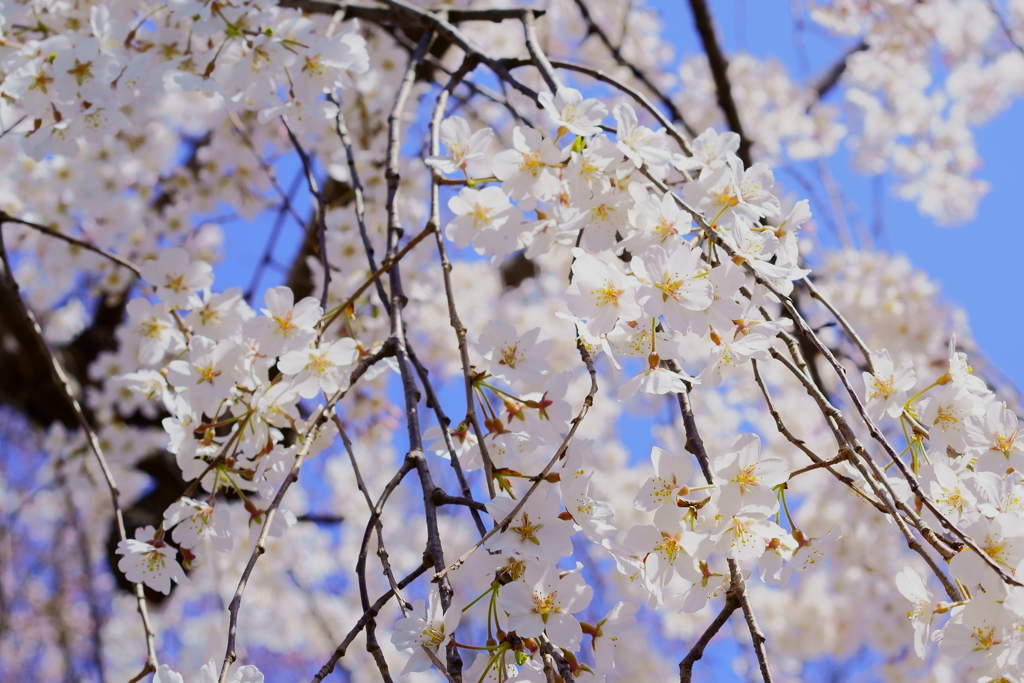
[1, 1, 1023, 683]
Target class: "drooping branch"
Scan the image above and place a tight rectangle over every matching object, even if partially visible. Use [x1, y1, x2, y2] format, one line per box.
[0, 220, 159, 683]
[685, 0, 751, 164]
[279, 1, 547, 25]
[283, 121, 332, 307]
[572, 0, 696, 137]
[216, 342, 398, 683]
[678, 591, 737, 682]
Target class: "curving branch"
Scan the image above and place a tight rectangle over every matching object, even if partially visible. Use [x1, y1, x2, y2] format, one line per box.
[0, 220, 158, 683]
[217, 343, 398, 683]
[685, 0, 751, 164]
[571, 0, 696, 137]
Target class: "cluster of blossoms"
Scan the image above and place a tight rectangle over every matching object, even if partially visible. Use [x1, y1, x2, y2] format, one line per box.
[861, 341, 1024, 680]
[1, 0, 1023, 682]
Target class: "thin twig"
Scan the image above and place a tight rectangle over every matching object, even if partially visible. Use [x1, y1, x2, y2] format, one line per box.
[318, 222, 436, 337]
[986, 0, 1024, 56]
[0, 211, 141, 276]
[283, 121, 332, 307]
[217, 343, 397, 682]
[328, 98, 392, 317]
[679, 592, 737, 682]
[523, 8, 560, 91]
[571, 0, 696, 137]
[0, 220, 158, 682]
[434, 340, 599, 582]
[279, 0, 547, 24]
[427, 58, 498, 498]
[686, 0, 751, 164]
[310, 560, 431, 683]
[727, 559, 774, 683]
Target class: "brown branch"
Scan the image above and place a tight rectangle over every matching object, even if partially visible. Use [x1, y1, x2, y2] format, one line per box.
[0, 221, 158, 682]
[404, 342, 489, 537]
[279, 1, 547, 24]
[810, 42, 867, 102]
[327, 98, 392, 316]
[727, 559, 774, 683]
[523, 8, 560, 91]
[571, 0, 696, 138]
[799, 277, 875, 375]
[0, 211, 141, 276]
[373, 0, 539, 101]
[310, 560, 432, 683]
[217, 343, 397, 683]
[686, 0, 751, 165]
[679, 592, 737, 682]
[381, 27, 467, 680]
[749, 359, 877, 504]
[670, 360, 772, 683]
[283, 121, 332, 308]
[427, 58, 498, 498]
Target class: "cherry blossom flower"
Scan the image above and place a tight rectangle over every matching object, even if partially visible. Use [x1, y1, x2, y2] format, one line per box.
[244, 286, 321, 357]
[712, 515, 785, 561]
[976, 402, 1024, 475]
[497, 562, 593, 651]
[674, 127, 740, 177]
[612, 103, 671, 168]
[631, 243, 714, 333]
[712, 434, 789, 518]
[616, 354, 693, 401]
[929, 461, 977, 523]
[565, 249, 641, 336]
[289, 24, 370, 102]
[493, 126, 567, 203]
[920, 385, 985, 456]
[698, 330, 773, 387]
[475, 319, 551, 387]
[564, 186, 630, 253]
[863, 349, 917, 420]
[779, 526, 840, 584]
[140, 247, 214, 310]
[166, 336, 243, 418]
[163, 497, 233, 553]
[187, 288, 251, 339]
[446, 186, 523, 255]
[115, 525, 189, 595]
[277, 337, 359, 399]
[634, 446, 696, 529]
[560, 469, 617, 543]
[126, 298, 184, 366]
[590, 601, 637, 673]
[895, 567, 944, 659]
[939, 595, 1015, 671]
[486, 488, 574, 559]
[622, 523, 704, 599]
[538, 86, 608, 137]
[391, 586, 461, 674]
[623, 183, 695, 253]
[426, 116, 494, 175]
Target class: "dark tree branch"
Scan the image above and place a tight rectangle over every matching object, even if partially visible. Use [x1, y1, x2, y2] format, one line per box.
[686, 0, 751, 164]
